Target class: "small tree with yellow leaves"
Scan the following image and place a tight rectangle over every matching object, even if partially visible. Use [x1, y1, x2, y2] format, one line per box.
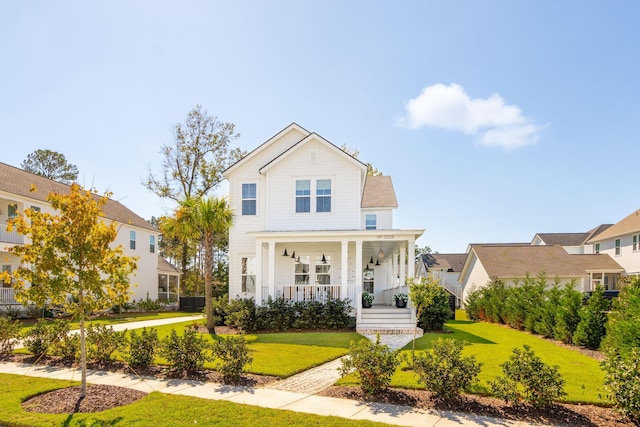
[4, 183, 137, 398]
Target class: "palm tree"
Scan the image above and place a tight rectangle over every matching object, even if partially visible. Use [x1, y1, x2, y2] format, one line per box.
[179, 196, 234, 330]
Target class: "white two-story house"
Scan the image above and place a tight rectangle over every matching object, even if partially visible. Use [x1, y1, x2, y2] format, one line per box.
[224, 123, 424, 327]
[0, 162, 163, 306]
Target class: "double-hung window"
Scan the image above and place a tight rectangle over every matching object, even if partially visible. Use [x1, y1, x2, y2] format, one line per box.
[316, 179, 331, 213]
[296, 180, 311, 213]
[615, 238, 621, 256]
[595, 243, 600, 254]
[634, 235, 640, 251]
[241, 257, 256, 292]
[242, 183, 256, 215]
[130, 230, 136, 250]
[7, 204, 17, 218]
[150, 236, 155, 253]
[365, 214, 377, 230]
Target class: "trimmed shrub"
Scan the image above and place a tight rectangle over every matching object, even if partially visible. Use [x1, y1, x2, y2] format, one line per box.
[491, 345, 566, 408]
[54, 333, 80, 361]
[225, 297, 258, 331]
[464, 286, 483, 321]
[573, 286, 610, 349]
[408, 275, 452, 331]
[339, 335, 399, 394]
[23, 304, 45, 319]
[553, 284, 583, 344]
[413, 338, 482, 400]
[160, 327, 211, 375]
[0, 306, 21, 320]
[258, 297, 295, 331]
[23, 319, 61, 357]
[127, 327, 159, 369]
[211, 334, 253, 382]
[602, 276, 640, 357]
[136, 298, 165, 312]
[602, 348, 640, 422]
[86, 324, 128, 364]
[321, 298, 352, 329]
[0, 316, 21, 357]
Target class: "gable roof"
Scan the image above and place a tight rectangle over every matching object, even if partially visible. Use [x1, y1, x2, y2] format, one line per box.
[361, 175, 398, 208]
[533, 224, 613, 246]
[258, 131, 367, 174]
[420, 253, 467, 272]
[588, 208, 640, 242]
[468, 244, 622, 278]
[0, 162, 157, 232]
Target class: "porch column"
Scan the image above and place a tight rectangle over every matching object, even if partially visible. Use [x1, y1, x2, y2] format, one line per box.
[355, 240, 363, 323]
[399, 246, 406, 289]
[255, 241, 263, 304]
[268, 241, 276, 299]
[341, 240, 349, 298]
[407, 238, 415, 281]
[391, 252, 397, 289]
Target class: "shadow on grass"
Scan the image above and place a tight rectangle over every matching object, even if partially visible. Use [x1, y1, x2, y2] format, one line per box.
[64, 416, 123, 426]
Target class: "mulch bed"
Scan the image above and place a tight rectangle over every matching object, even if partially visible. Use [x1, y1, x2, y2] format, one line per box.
[22, 384, 146, 413]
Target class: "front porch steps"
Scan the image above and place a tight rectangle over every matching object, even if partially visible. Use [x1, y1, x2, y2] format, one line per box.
[356, 305, 423, 336]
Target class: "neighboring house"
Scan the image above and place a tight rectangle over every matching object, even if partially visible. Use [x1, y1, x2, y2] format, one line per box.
[223, 123, 424, 329]
[531, 224, 612, 254]
[458, 244, 624, 302]
[416, 253, 467, 307]
[588, 208, 640, 276]
[0, 162, 162, 305]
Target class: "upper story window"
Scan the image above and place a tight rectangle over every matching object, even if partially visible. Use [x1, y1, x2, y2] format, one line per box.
[150, 235, 155, 253]
[30, 206, 41, 212]
[316, 179, 331, 213]
[634, 235, 640, 251]
[365, 214, 377, 230]
[595, 243, 600, 254]
[7, 204, 18, 218]
[242, 183, 257, 215]
[130, 230, 136, 250]
[296, 180, 311, 213]
[615, 238, 621, 256]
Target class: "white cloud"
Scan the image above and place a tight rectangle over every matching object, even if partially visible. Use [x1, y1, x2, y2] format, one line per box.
[398, 83, 543, 149]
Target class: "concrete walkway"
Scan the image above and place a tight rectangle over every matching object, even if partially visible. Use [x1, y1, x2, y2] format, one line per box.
[0, 360, 542, 426]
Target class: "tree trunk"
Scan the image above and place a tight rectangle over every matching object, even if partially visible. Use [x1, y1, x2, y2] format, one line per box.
[181, 242, 190, 294]
[204, 231, 214, 331]
[79, 292, 87, 399]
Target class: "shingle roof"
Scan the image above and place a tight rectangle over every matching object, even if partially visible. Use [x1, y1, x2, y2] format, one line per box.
[470, 244, 623, 278]
[588, 208, 640, 242]
[0, 162, 157, 232]
[535, 233, 590, 246]
[361, 176, 398, 208]
[421, 253, 467, 272]
[158, 256, 181, 273]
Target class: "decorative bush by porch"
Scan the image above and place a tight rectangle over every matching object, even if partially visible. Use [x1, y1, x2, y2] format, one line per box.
[339, 335, 399, 394]
[223, 297, 353, 332]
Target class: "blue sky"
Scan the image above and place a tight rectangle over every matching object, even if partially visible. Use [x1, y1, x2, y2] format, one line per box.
[2, 1, 639, 253]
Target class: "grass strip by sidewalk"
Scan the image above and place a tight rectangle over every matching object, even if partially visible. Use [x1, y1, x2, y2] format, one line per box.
[0, 373, 387, 427]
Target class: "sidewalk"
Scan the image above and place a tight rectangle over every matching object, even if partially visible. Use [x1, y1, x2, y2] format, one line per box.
[0, 360, 539, 427]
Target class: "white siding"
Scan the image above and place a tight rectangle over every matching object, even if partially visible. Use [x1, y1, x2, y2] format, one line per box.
[362, 209, 393, 230]
[461, 255, 491, 303]
[597, 234, 640, 274]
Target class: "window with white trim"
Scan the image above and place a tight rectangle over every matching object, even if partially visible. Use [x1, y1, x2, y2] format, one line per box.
[615, 238, 621, 256]
[1, 265, 11, 287]
[242, 183, 256, 215]
[150, 235, 155, 253]
[7, 204, 17, 218]
[241, 257, 256, 292]
[315, 255, 331, 285]
[634, 235, 640, 251]
[294, 256, 310, 284]
[365, 214, 377, 230]
[595, 243, 600, 254]
[316, 179, 331, 213]
[130, 230, 136, 250]
[295, 180, 311, 213]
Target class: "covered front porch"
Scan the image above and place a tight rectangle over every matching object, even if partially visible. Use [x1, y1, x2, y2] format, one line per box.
[248, 229, 424, 325]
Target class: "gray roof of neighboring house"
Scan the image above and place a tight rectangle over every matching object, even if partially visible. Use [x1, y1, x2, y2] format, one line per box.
[588, 208, 640, 242]
[0, 162, 157, 232]
[421, 253, 467, 272]
[469, 244, 623, 278]
[361, 175, 398, 208]
[534, 224, 612, 246]
[158, 256, 181, 274]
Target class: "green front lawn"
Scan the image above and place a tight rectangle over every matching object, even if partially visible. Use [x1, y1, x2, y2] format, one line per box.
[339, 317, 607, 405]
[135, 321, 365, 377]
[0, 374, 386, 427]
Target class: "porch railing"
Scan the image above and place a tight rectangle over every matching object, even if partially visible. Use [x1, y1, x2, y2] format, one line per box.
[260, 284, 357, 306]
[0, 288, 18, 305]
[0, 223, 23, 244]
